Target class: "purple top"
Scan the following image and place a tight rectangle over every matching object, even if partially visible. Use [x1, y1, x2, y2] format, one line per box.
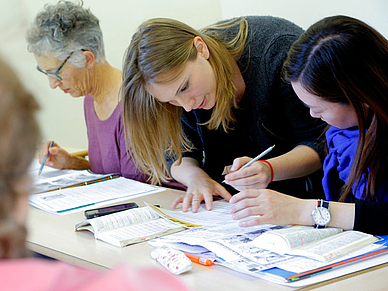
[84, 95, 185, 190]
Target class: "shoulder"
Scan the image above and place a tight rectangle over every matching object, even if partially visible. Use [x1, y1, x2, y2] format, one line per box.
[246, 16, 303, 53]
[244, 15, 303, 34]
[84, 94, 94, 109]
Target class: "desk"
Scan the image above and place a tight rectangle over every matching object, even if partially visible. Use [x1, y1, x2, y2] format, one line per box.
[27, 188, 388, 291]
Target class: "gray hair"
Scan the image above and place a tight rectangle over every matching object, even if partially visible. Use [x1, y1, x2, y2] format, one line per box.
[26, 0, 105, 67]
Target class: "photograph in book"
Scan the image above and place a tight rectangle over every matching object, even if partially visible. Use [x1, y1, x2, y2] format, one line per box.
[250, 226, 380, 261]
[75, 205, 187, 247]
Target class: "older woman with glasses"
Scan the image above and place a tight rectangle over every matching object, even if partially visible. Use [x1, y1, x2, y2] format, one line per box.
[26, 1, 183, 188]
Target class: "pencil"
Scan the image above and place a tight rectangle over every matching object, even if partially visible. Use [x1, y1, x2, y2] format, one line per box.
[222, 145, 275, 182]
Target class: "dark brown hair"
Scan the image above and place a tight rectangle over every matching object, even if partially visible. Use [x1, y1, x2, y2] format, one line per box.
[283, 15, 388, 201]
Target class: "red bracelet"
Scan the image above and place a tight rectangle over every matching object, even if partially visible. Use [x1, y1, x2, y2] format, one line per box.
[260, 160, 273, 184]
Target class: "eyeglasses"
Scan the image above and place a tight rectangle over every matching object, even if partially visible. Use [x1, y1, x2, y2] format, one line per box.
[36, 52, 74, 80]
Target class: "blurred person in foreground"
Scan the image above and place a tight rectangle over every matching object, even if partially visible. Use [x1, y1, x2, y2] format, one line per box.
[0, 55, 189, 290]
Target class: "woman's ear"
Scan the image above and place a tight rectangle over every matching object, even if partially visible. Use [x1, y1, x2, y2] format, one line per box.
[193, 36, 210, 59]
[82, 50, 96, 69]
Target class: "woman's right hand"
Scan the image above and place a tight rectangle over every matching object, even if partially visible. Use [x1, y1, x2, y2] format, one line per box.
[171, 174, 232, 213]
[38, 141, 72, 169]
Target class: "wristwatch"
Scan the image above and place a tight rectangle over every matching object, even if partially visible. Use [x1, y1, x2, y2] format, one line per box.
[311, 199, 331, 228]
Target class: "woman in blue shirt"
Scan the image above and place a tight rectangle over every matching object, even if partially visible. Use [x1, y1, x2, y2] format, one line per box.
[230, 15, 388, 235]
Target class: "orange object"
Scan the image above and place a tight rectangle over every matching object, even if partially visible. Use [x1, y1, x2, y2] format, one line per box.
[184, 253, 213, 266]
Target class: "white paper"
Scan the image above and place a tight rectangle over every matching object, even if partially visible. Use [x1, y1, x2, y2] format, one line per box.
[30, 159, 114, 193]
[29, 177, 164, 214]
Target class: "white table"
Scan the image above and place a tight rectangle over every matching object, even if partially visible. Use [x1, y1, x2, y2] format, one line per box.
[27, 188, 388, 291]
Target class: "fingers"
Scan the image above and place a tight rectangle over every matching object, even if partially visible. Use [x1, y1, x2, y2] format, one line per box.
[216, 187, 233, 202]
[229, 189, 262, 204]
[238, 217, 263, 227]
[183, 193, 204, 213]
[171, 193, 205, 213]
[38, 141, 52, 162]
[171, 196, 184, 209]
[229, 157, 252, 172]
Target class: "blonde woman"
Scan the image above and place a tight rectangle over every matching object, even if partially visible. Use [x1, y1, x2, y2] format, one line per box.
[122, 16, 326, 212]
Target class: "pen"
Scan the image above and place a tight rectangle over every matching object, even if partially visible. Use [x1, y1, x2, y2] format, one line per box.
[38, 140, 54, 176]
[223, 144, 275, 182]
[184, 252, 213, 266]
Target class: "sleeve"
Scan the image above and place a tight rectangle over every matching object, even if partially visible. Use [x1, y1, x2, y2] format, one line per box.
[354, 199, 388, 235]
[178, 112, 204, 163]
[264, 34, 326, 161]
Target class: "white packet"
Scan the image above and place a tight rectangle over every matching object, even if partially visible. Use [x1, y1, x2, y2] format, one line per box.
[151, 245, 193, 275]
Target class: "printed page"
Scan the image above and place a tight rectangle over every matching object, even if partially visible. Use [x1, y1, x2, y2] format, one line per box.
[151, 215, 289, 272]
[75, 206, 160, 233]
[96, 218, 185, 247]
[30, 159, 114, 193]
[276, 243, 382, 274]
[149, 200, 234, 227]
[29, 177, 163, 214]
[292, 230, 379, 261]
[252, 226, 342, 254]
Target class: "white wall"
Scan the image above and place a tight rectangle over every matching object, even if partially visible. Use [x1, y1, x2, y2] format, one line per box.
[0, 0, 222, 149]
[220, 0, 388, 38]
[1, 0, 387, 150]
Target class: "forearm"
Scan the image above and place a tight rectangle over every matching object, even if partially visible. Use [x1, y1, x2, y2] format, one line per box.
[296, 199, 355, 230]
[171, 157, 208, 186]
[267, 145, 322, 181]
[66, 155, 91, 170]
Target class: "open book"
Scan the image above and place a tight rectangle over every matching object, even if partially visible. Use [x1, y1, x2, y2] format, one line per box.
[75, 204, 186, 247]
[251, 226, 379, 261]
[29, 158, 115, 193]
[29, 177, 164, 215]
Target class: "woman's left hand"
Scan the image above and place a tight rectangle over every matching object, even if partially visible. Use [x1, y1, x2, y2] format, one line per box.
[229, 189, 305, 227]
[223, 157, 272, 191]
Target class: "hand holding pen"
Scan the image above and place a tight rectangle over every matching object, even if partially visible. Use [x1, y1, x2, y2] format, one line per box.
[223, 145, 275, 189]
[38, 141, 54, 176]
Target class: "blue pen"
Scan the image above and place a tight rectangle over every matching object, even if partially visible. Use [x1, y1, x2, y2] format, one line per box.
[38, 141, 54, 176]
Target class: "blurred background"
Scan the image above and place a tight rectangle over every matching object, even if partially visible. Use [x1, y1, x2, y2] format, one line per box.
[1, 0, 387, 149]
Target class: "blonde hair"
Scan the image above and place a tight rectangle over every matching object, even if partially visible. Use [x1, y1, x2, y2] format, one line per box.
[122, 17, 248, 184]
[0, 57, 40, 258]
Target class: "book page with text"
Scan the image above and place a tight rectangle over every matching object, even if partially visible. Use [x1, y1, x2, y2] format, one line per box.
[76, 206, 160, 233]
[292, 231, 379, 261]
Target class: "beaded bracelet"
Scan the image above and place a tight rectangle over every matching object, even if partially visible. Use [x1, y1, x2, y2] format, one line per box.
[260, 160, 274, 184]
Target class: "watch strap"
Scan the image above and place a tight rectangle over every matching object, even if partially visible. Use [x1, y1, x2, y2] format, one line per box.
[317, 199, 329, 209]
[313, 199, 330, 228]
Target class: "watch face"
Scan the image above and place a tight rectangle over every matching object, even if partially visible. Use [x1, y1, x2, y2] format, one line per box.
[312, 207, 331, 226]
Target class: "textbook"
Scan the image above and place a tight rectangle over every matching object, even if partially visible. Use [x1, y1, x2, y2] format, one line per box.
[75, 204, 187, 247]
[149, 201, 388, 287]
[250, 226, 380, 262]
[29, 177, 164, 215]
[30, 158, 116, 193]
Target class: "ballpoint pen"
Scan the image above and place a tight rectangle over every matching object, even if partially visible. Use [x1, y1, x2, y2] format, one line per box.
[223, 144, 275, 182]
[38, 141, 54, 176]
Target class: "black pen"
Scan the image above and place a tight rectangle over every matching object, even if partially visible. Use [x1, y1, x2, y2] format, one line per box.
[38, 141, 54, 176]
